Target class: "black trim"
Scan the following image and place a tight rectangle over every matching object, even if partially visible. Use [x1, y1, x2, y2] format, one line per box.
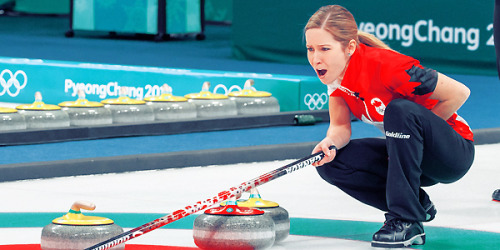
[0, 142, 318, 182]
[0, 110, 329, 146]
[0, 127, 498, 182]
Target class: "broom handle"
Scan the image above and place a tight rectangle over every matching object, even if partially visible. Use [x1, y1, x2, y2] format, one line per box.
[85, 145, 336, 250]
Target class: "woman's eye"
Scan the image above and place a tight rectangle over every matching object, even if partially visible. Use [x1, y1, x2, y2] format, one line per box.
[307, 47, 314, 52]
[321, 47, 330, 51]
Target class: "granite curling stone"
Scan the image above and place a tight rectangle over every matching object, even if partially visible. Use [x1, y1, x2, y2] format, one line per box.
[224, 188, 290, 243]
[193, 199, 275, 250]
[101, 87, 154, 124]
[16, 91, 70, 129]
[0, 107, 27, 131]
[58, 90, 112, 126]
[228, 79, 280, 115]
[185, 81, 237, 118]
[41, 201, 124, 250]
[145, 84, 197, 120]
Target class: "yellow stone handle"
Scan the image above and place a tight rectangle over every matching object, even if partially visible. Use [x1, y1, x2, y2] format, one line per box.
[70, 201, 96, 212]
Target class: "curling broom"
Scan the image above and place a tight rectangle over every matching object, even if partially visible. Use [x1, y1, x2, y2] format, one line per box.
[85, 145, 336, 250]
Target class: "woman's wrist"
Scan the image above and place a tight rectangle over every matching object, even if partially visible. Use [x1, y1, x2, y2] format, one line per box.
[322, 137, 336, 147]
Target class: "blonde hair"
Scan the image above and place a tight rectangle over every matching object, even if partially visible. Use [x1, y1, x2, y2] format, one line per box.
[305, 5, 391, 50]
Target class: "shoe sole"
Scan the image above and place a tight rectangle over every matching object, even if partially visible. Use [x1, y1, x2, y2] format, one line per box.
[371, 233, 425, 248]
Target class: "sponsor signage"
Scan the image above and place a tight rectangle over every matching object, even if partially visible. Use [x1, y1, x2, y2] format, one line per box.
[0, 57, 328, 111]
[232, 1, 495, 75]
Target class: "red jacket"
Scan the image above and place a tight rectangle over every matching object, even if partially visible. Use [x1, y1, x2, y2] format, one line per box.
[330, 43, 473, 141]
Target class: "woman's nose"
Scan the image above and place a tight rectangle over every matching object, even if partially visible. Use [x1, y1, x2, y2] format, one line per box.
[311, 52, 321, 65]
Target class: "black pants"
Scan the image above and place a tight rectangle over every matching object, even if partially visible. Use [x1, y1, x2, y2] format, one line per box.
[316, 99, 475, 222]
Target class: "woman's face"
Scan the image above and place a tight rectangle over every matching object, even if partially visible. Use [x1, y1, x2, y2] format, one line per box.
[305, 28, 350, 85]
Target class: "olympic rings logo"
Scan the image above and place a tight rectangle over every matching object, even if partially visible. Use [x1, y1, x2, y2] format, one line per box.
[0, 69, 28, 97]
[213, 84, 243, 95]
[304, 93, 328, 110]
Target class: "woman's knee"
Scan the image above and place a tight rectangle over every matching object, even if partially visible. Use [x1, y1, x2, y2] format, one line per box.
[384, 99, 425, 128]
[315, 160, 355, 187]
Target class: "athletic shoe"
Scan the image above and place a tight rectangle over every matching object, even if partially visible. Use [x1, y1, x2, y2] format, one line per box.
[424, 201, 437, 222]
[371, 219, 425, 248]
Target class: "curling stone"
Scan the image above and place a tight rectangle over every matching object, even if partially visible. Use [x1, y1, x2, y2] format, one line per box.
[101, 87, 154, 124]
[58, 90, 112, 126]
[185, 81, 237, 118]
[293, 114, 323, 125]
[16, 92, 70, 129]
[145, 84, 197, 120]
[228, 79, 280, 115]
[0, 107, 27, 131]
[41, 201, 124, 250]
[193, 199, 275, 250]
[223, 188, 290, 243]
[493, 189, 500, 202]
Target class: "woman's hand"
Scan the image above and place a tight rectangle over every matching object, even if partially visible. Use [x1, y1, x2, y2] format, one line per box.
[312, 137, 337, 167]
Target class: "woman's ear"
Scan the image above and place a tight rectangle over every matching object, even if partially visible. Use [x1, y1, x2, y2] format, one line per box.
[347, 39, 357, 56]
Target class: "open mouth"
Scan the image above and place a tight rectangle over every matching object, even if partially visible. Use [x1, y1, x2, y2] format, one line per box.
[317, 69, 327, 76]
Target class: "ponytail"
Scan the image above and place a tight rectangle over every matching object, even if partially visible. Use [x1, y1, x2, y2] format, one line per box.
[357, 30, 393, 50]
